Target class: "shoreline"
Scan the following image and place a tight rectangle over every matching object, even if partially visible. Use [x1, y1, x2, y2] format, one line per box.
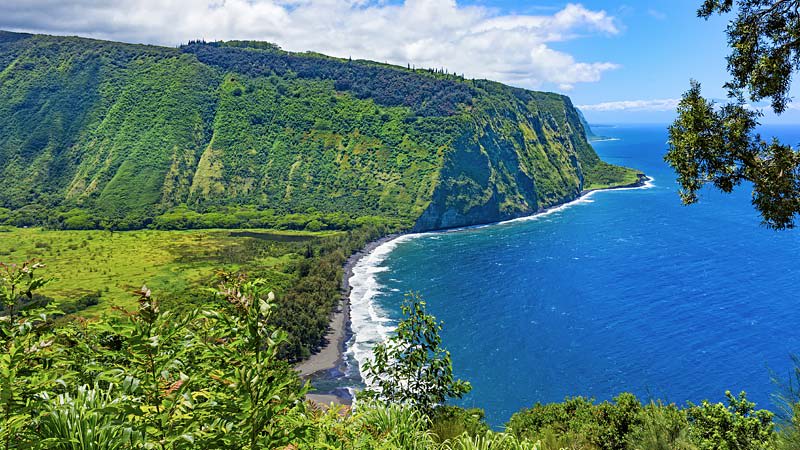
[296, 175, 652, 405]
[295, 233, 402, 405]
[581, 173, 651, 196]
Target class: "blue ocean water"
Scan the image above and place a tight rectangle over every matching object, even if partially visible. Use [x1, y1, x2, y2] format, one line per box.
[348, 124, 800, 426]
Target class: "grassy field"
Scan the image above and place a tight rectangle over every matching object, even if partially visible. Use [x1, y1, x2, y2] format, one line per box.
[0, 227, 336, 315]
[583, 162, 643, 191]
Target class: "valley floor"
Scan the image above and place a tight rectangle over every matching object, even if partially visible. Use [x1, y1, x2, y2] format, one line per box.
[0, 227, 335, 315]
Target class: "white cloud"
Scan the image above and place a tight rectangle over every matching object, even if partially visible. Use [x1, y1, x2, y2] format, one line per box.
[0, 0, 620, 90]
[647, 9, 667, 21]
[578, 97, 800, 114]
[578, 98, 681, 112]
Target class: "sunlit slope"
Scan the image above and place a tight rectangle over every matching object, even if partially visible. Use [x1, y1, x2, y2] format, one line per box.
[0, 31, 640, 231]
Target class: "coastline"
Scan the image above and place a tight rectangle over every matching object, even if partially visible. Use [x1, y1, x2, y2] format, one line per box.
[297, 174, 652, 405]
[295, 233, 402, 405]
[581, 173, 651, 196]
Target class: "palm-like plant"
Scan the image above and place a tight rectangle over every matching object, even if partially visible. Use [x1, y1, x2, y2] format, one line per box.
[357, 402, 435, 449]
[36, 383, 143, 450]
[443, 431, 541, 450]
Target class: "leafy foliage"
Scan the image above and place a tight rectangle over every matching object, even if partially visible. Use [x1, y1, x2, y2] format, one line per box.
[430, 406, 490, 443]
[0, 225, 391, 363]
[100, 286, 200, 449]
[698, 0, 800, 113]
[181, 41, 475, 117]
[0, 32, 639, 232]
[361, 293, 472, 417]
[36, 384, 144, 450]
[356, 401, 435, 449]
[667, 1, 800, 229]
[194, 273, 308, 449]
[666, 80, 799, 229]
[446, 431, 543, 450]
[14, 264, 311, 449]
[0, 261, 58, 450]
[507, 394, 643, 450]
[508, 392, 780, 450]
[626, 402, 696, 450]
[0, 260, 797, 449]
[686, 391, 775, 450]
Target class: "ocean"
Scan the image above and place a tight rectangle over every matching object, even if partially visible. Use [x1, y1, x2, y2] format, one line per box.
[345, 123, 800, 426]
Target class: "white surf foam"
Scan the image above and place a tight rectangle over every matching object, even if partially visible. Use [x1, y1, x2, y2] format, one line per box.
[590, 137, 622, 142]
[499, 194, 596, 226]
[345, 177, 656, 383]
[499, 177, 656, 226]
[345, 233, 424, 383]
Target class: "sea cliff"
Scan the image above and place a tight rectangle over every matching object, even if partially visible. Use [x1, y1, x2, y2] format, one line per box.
[0, 31, 639, 231]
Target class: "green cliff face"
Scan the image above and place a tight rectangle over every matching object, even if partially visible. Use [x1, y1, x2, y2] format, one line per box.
[0, 31, 640, 231]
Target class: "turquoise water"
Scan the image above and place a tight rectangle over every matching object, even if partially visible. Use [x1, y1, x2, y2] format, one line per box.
[348, 124, 800, 426]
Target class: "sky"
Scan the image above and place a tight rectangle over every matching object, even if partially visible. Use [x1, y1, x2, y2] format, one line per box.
[2, 0, 800, 124]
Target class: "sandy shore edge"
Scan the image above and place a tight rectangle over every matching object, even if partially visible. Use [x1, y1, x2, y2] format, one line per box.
[295, 233, 402, 404]
[296, 175, 651, 405]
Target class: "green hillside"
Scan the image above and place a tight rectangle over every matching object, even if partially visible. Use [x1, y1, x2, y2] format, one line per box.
[0, 31, 642, 232]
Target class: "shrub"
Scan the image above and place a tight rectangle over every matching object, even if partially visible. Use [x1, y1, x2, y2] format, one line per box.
[430, 406, 490, 443]
[686, 391, 774, 450]
[36, 384, 144, 449]
[356, 402, 435, 449]
[0, 261, 57, 448]
[59, 291, 101, 314]
[507, 394, 642, 450]
[305, 219, 325, 232]
[62, 213, 96, 230]
[443, 431, 540, 450]
[627, 402, 695, 450]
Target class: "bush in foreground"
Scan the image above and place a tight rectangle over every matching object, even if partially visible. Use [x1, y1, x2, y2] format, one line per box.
[1, 260, 799, 449]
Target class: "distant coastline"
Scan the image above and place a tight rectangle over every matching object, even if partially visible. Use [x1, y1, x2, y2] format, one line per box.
[582, 173, 652, 195]
[297, 174, 653, 404]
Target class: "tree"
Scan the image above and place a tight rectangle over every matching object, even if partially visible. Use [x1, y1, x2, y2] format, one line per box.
[666, 0, 800, 229]
[0, 261, 57, 450]
[361, 292, 471, 417]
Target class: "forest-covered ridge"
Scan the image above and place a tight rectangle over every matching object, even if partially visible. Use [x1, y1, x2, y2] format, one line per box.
[0, 30, 642, 232]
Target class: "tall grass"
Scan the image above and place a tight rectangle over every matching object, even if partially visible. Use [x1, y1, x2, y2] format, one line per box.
[443, 431, 540, 450]
[36, 384, 143, 450]
[626, 403, 695, 450]
[357, 402, 435, 449]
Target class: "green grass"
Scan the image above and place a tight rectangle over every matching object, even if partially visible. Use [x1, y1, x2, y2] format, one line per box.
[583, 162, 643, 191]
[0, 227, 335, 314]
[0, 32, 640, 233]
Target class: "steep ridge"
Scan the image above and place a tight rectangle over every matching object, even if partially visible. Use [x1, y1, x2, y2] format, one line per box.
[0, 31, 641, 232]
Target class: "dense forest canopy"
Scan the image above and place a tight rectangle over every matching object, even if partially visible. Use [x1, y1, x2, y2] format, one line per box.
[0, 31, 640, 232]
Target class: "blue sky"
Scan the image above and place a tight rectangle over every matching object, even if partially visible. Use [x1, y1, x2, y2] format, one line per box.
[465, 0, 800, 124]
[2, 0, 798, 124]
